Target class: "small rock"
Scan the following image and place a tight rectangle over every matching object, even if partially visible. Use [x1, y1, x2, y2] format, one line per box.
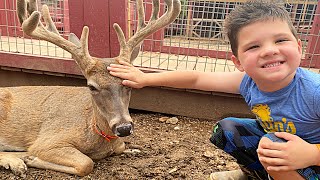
[123, 149, 141, 154]
[209, 160, 217, 165]
[168, 167, 178, 174]
[127, 144, 143, 150]
[171, 140, 180, 144]
[159, 116, 169, 122]
[166, 117, 179, 124]
[203, 150, 215, 158]
[218, 159, 225, 165]
[173, 126, 180, 130]
[217, 165, 224, 170]
[226, 162, 240, 169]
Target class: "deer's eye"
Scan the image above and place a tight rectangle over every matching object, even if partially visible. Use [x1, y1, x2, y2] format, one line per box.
[123, 85, 132, 91]
[88, 85, 98, 92]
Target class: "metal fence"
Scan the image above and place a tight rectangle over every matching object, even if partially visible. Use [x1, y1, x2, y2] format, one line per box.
[0, 0, 319, 74]
[0, 0, 70, 58]
[131, 0, 320, 72]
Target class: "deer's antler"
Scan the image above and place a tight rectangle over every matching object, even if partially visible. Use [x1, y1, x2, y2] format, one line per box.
[16, 0, 93, 71]
[17, 0, 181, 65]
[113, 0, 181, 62]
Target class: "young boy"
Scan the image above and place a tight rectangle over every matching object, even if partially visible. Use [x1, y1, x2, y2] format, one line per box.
[107, 0, 320, 179]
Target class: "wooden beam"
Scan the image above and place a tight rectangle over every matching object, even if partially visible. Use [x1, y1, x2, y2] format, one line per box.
[192, 0, 318, 5]
[287, 0, 317, 5]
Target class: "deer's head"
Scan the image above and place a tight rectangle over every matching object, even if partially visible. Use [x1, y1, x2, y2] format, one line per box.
[16, 0, 181, 137]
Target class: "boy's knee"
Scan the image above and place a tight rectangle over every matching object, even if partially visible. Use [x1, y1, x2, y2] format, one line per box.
[210, 117, 260, 151]
[211, 118, 241, 136]
[210, 122, 224, 149]
[209, 118, 238, 149]
[263, 133, 287, 143]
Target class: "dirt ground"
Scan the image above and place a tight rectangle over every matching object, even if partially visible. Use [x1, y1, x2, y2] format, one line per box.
[0, 110, 240, 180]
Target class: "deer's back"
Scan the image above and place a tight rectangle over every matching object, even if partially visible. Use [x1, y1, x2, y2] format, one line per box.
[0, 86, 93, 148]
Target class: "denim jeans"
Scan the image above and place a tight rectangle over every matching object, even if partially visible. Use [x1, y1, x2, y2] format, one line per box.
[210, 117, 320, 180]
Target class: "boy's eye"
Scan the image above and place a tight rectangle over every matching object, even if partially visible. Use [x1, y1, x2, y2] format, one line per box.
[276, 39, 288, 43]
[246, 45, 259, 51]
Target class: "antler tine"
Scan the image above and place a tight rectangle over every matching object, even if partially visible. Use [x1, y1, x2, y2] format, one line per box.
[127, 0, 181, 48]
[137, 0, 147, 31]
[113, 0, 181, 62]
[17, 0, 37, 24]
[42, 5, 59, 34]
[150, 0, 160, 21]
[26, 0, 38, 19]
[17, 0, 93, 71]
[17, 0, 27, 26]
[113, 0, 148, 61]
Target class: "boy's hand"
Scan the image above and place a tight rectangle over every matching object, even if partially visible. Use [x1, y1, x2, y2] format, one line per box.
[107, 60, 147, 88]
[257, 132, 320, 171]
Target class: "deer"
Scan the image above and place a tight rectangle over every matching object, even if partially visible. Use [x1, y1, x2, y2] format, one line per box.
[0, 0, 181, 177]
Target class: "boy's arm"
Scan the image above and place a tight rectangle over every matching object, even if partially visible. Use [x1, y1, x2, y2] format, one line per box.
[191, 70, 245, 94]
[107, 60, 245, 94]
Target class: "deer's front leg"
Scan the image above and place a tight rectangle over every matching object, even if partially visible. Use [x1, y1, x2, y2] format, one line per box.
[26, 147, 94, 176]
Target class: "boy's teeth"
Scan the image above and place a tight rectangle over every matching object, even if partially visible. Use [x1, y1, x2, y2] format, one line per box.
[264, 62, 281, 68]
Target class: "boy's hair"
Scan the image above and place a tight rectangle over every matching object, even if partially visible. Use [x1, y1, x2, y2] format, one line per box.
[224, 0, 298, 57]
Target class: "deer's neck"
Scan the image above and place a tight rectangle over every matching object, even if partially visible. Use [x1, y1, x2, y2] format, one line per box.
[91, 105, 114, 137]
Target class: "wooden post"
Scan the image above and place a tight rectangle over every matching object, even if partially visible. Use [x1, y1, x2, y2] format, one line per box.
[109, 0, 128, 58]
[69, 0, 112, 58]
[303, 1, 320, 68]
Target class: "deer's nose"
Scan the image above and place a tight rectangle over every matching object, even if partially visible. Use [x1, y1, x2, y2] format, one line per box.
[115, 123, 133, 137]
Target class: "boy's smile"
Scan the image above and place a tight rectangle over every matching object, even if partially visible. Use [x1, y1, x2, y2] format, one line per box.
[232, 19, 302, 92]
[261, 60, 285, 68]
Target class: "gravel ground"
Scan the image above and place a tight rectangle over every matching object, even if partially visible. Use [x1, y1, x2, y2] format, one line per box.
[0, 110, 240, 180]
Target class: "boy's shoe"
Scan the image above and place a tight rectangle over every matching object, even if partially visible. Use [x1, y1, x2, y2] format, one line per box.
[208, 169, 248, 180]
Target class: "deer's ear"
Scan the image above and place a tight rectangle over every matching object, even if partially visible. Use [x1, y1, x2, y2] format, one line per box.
[130, 44, 141, 63]
[68, 33, 81, 46]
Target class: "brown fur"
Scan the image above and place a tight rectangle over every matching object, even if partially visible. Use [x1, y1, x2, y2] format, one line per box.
[0, 89, 12, 121]
[0, 0, 181, 177]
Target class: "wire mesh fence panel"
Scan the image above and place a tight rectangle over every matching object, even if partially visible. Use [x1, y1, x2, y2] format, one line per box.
[129, 0, 319, 73]
[0, 0, 319, 73]
[0, 0, 71, 58]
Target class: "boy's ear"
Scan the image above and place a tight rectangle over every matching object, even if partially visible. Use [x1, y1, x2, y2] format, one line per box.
[231, 55, 245, 72]
[297, 39, 302, 55]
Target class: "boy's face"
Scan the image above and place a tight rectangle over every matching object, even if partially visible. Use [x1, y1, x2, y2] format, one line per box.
[231, 19, 302, 92]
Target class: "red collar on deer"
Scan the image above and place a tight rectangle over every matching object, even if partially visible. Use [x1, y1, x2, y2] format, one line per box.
[93, 124, 118, 142]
